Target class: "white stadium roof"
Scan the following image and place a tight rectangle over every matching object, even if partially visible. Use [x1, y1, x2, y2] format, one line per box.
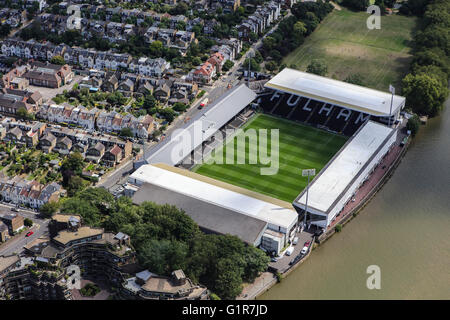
[130, 164, 298, 231]
[143, 84, 256, 166]
[265, 68, 405, 117]
[295, 121, 395, 214]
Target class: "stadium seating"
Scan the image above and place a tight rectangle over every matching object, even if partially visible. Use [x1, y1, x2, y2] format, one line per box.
[256, 91, 375, 137]
[272, 94, 300, 117]
[289, 97, 312, 122]
[343, 112, 367, 136]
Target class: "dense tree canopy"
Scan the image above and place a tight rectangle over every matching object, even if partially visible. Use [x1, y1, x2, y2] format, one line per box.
[307, 59, 328, 76]
[401, 0, 450, 117]
[402, 72, 448, 116]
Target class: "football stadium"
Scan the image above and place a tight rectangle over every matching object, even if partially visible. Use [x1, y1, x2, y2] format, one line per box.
[193, 114, 347, 202]
[130, 69, 406, 253]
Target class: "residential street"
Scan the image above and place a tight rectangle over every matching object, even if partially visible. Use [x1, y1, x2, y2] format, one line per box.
[0, 204, 49, 256]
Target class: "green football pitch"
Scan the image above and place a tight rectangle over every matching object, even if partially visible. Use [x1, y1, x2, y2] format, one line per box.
[193, 114, 348, 202]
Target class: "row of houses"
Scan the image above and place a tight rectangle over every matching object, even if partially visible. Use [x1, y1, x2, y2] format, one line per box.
[1, 61, 73, 89]
[144, 27, 197, 54]
[81, 69, 198, 104]
[0, 175, 61, 209]
[0, 87, 42, 116]
[237, 2, 282, 40]
[37, 13, 198, 55]
[38, 104, 155, 139]
[1, 39, 170, 77]
[0, 8, 26, 28]
[0, 116, 134, 165]
[77, 4, 189, 29]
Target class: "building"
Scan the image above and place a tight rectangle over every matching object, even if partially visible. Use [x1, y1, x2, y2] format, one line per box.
[264, 68, 406, 125]
[0, 214, 24, 234]
[0, 88, 42, 116]
[140, 84, 256, 167]
[23, 62, 73, 88]
[293, 121, 397, 229]
[121, 269, 208, 300]
[130, 163, 298, 254]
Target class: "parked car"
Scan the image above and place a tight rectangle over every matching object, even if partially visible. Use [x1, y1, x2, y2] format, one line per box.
[300, 246, 308, 255]
[304, 241, 310, 247]
[26, 231, 34, 237]
[11, 207, 19, 212]
[285, 247, 294, 256]
[270, 257, 278, 262]
[293, 237, 299, 245]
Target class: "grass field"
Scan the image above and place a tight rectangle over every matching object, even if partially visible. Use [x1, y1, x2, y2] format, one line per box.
[193, 114, 348, 202]
[283, 8, 419, 91]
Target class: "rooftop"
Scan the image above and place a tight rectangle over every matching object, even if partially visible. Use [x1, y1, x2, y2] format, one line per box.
[265, 68, 405, 117]
[143, 84, 256, 166]
[0, 255, 20, 272]
[295, 121, 395, 214]
[53, 226, 104, 246]
[131, 163, 298, 233]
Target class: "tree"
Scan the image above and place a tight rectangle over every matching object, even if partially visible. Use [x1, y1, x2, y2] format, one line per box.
[51, 55, 66, 65]
[143, 94, 156, 110]
[149, 40, 163, 57]
[242, 246, 270, 282]
[402, 72, 448, 116]
[172, 102, 188, 113]
[24, 218, 33, 227]
[40, 201, 60, 219]
[342, 0, 370, 11]
[67, 176, 86, 197]
[307, 59, 328, 76]
[61, 152, 84, 176]
[16, 107, 29, 120]
[222, 60, 234, 72]
[120, 127, 134, 137]
[214, 258, 243, 299]
[412, 48, 450, 76]
[293, 21, 307, 36]
[243, 58, 261, 72]
[265, 61, 278, 72]
[406, 114, 420, 136]
[344, 73, 365, 86]
[375, 0, 386, 15]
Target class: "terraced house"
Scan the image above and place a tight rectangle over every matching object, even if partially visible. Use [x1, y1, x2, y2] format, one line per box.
[0, 176, 61, 209]
[0, 88, 42, 116]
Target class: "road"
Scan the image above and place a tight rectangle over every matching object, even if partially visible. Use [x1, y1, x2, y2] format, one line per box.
[0, 204, 49, 256]
[96, 159, 134, 190]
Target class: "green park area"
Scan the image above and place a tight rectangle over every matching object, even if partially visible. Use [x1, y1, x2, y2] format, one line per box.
[283, 8, 419, 91]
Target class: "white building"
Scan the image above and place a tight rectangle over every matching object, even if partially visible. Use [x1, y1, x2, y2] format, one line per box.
[293, 121, 398, 229]
[130, 163, 299, 254]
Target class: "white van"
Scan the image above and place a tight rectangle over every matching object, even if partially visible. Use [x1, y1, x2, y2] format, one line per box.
[292, 237, 299, 245]
[285, 247, 294, 256]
